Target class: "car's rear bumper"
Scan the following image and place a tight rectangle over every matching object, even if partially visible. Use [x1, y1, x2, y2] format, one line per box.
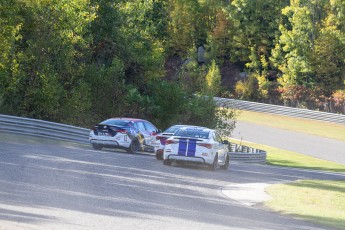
[165, 154, 210, 164]
[90, 139, 129, 149]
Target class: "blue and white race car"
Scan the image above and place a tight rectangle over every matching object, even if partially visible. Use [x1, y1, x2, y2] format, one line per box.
[154, 125, 205, 160]
[163, 127, 230, 170]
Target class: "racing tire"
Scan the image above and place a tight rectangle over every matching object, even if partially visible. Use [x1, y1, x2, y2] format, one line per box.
[156, 154, 163, 160]
[92, 144, 103, 150]
[220, 154, 229, 170]
[208, 154, 218, 171]
[163, 159, 172, 166]
[127, 139, 140, 154]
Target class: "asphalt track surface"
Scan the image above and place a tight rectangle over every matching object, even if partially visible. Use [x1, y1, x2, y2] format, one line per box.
[1, 135, 345, 230]
[232, 121, 345, 165]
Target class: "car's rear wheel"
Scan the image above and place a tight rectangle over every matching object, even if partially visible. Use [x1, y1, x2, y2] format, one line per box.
[163, 159, 172, 166]
[155, 149, 164, 160]
[92, 144, 103, 150]
[127, 139, 140, 154]
[208, 154, 218, 171]
[220, 154, 229, 170]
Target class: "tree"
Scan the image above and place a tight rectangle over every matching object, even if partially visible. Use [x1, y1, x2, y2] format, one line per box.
[205, 60, 222, 95]
[311, 0, 345, 95]
[167, 0, 202, 56]
[1, 0, 95, 124]
[271, 0, 315, 88]
[227, 0, 288, 64]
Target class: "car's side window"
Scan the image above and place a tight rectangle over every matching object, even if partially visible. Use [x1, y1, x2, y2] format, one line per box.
[144, 122, 157, 133]
[212, 132, 218, 142]
[136, 122, 146, 131]
[133, 122, 139, 130]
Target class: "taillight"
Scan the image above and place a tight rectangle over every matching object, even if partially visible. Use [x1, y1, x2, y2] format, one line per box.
[118, 129, 127, 134]
[198, 143, 212, 149]
[166, 139, 177, 145]
[91, 126, 97, 131]
[109, 127, 127, 134]
[156, 136, 163, 140]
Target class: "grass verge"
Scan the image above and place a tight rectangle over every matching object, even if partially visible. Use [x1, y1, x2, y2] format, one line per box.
[229, 138, 345, 173]
[229, 137, 345, 229]
[232, 110, 345, 228]
[265, 180, 345, 230]
[236, 110, 345, 142]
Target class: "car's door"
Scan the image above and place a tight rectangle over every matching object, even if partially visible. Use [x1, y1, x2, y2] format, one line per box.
[211, 131, 220, 155]
[214, 131, 227, 159]
[143, 121, 159, 146]
[135, 121, 147, 146]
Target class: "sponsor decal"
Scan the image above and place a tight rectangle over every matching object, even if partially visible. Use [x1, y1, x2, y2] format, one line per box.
[186, 139, 196, 157]
[178, 139, 187, 156]
[178, 139, 196, 157]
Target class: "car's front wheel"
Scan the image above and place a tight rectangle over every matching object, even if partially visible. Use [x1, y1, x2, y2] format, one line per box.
[92, 144, 103, 150]
[127, 139, 140, 154]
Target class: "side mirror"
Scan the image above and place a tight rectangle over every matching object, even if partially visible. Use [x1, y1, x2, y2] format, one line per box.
[222, 140, 229, 145]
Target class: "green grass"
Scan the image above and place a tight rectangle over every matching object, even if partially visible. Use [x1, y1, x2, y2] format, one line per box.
[229, 111, 345, 230]
[266, 180, 345, 230]
[236, 110, 345, 142]
[228, 138, 345, 173]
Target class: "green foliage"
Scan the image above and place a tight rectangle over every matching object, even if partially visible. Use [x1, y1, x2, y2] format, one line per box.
[278, 85, 325, 109]
[146, 81, 187, 129]
[215, 107, 237, 137]
[312, 30, 345, 95]
[84, 58, 127, 124]
[3, 0, 345, 133]
[272, 1, 315, 87]
[168, 0, 201, 56]
[178, 59, 206, 93]
[235, 75, 261, 101]
[0, 0, 95, 122]
[331, 89, 345, 114]
[226, 0, 287, 65]
[205, 60, 222, 95]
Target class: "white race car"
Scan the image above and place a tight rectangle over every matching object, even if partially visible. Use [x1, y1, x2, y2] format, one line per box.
[89, 118, 160, 154]
[163, 127, 230, 170]
[154, 125, 204, 160]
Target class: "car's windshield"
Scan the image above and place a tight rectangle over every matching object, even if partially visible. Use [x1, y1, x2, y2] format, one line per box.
[101, 119, 130, 127]
[174, 129, 209, 139]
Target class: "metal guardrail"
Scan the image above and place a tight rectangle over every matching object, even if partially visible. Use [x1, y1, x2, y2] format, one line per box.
[0, 114, 267, 163]
[228, 142, 267, 164]
[4, 96, 342, 163]
[0, 114, 90, 144]
[215, 97, 345, 125]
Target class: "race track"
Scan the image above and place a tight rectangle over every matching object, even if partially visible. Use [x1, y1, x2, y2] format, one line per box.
[1, 136, 344, 230]
[232, 121, 345, 165]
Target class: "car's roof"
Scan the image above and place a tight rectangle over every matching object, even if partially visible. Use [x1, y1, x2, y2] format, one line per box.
[172, 126, 212, 139]
[169, 125, 207, 129]
[167, 125, 196, 129]
[107, 118, 147, 122]
[163, 125, 207, 133]
[177, 126, 212, 132]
